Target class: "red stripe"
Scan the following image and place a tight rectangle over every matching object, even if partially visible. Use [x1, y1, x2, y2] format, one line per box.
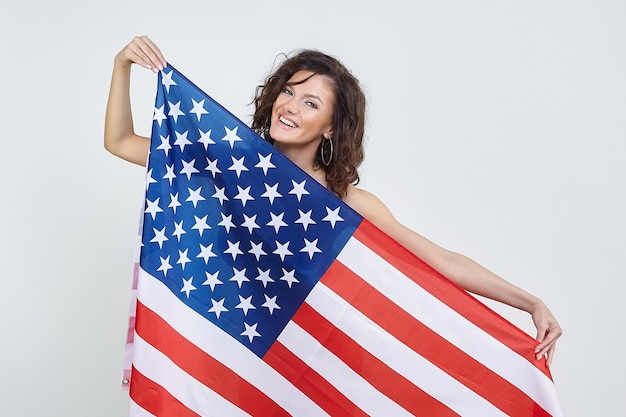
[353, 220, 552, 379]
[130, 367, 200, 417]
[126, 316, 136, 343]
[293, 302, 460, 417]
[133, 262, 140, 289]
[264, 341, 368, 417]
[134, 300, 290, 417]
[323, 260, 551, 417]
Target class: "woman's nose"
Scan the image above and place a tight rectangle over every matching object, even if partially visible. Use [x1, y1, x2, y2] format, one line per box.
[283, 98, 297, 114]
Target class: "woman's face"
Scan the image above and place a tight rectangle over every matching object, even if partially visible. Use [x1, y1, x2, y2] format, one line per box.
[269, 70, 335, 149]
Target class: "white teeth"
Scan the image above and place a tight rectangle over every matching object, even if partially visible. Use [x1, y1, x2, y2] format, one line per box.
[280, 116, 298, 128]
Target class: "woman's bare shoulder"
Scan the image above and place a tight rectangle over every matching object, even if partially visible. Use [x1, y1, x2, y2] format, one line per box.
[343, 184, 395, 224]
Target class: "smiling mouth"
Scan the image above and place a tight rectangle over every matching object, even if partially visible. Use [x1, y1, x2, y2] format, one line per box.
[279, 115, 298, 128]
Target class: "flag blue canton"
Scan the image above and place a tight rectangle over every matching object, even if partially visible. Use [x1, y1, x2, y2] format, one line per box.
[140, 65, 363, 357]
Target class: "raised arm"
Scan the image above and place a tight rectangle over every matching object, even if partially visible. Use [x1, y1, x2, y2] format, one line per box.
[104, 36, 167, 165]
[344, 185, 562, 366]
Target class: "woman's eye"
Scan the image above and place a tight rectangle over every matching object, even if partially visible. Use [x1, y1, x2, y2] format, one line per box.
[305, 101, 318, 109]
[282, 88, 293, 96]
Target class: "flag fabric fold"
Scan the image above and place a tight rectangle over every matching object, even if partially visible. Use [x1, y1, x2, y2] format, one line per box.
[124, 64, 563, 417]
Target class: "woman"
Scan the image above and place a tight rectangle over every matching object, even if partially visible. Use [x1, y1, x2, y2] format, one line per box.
[105, 36, 562, 365]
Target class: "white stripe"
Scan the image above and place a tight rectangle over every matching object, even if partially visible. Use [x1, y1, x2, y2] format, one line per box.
[136, 268, 330, 417]
[133, 334, 250, 417]
[308, 283, 509, 417]
[278, 321, 414, 417]
[128, 399, 156, 417]
[339, 237, 564, 417]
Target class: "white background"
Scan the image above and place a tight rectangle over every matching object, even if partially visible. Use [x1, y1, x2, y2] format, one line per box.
[1, 1, 624, 416]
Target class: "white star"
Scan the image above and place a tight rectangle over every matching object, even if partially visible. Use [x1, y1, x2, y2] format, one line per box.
[208, 298, 228, 319]
[228, 156, 248, 178]
[180, 276, 196, 298]
[221, 126, 242, 148]
[212, 185, 229, 205]
[261, 183, 282, 204]
[163, 164, 176, 186]
[224, 240, 243, 260]
[197, 243, 217, 264]
[157, 255, 172, 277]
[248, 241, 267, 261]
[156, 134, 171, 155]
[241, 214, 260, 234]
[169, 193, 181, 214]
[289, 179, 310, 202]
[153, 105, 167, 127]
[198, 129, 215, 149]
[262, 294, 281, 315]
[150, 227, 168, 249]
[300, 238, 322, 259]
[267, 212, 288, 233]
[229, 267, 249, 288]
[202, 271, 222, 291]
[255, 153, 276, 175]
[186, 186, 206, 208]
[145, 197, 163, 220]
[172, 220, 186, 242]
[218, 213, 236, 233]
[241, 322, 261, 343]
[145, 169, 158, 190]
[205, 157, 221, 178]
[189, 98, 209, 121]
[255, 268, 274, 288]
[280, 268, 299, 288]
[236, 295, 256, 316]
[180, 159, 199, 180]
[273, 240, 293, 261]
[161, 69, 177, 92]
[323, 206, 344, 228]
[234, 185, 254, 207]
[177, 249, 192, 270]
[295, 209, 316, 231]
[174, 130, 192, 152]
[191, 215, 211, 236]
[168, 100, 185, 122]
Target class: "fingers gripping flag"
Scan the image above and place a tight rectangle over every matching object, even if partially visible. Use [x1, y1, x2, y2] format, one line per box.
[124, 65, 564, 417]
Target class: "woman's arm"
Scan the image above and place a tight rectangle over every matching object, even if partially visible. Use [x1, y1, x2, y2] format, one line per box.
[104, 36, 167, 165]
[344, 185, 562, 366]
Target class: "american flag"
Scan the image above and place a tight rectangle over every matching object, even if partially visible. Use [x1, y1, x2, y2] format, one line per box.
[123, 65, 563, 416]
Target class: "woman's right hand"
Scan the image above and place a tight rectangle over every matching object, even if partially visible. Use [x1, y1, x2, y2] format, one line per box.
[115, 35, 167, 73]
[104, 36, 165, 165]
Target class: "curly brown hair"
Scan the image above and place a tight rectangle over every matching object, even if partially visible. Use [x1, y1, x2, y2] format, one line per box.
[251, 50, 366, 199]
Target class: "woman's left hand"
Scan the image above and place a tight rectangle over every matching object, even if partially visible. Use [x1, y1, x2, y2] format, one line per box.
[531, 301, 562, 367]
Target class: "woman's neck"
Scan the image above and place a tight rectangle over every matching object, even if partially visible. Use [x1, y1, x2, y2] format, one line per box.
[274, 142, 327, 186]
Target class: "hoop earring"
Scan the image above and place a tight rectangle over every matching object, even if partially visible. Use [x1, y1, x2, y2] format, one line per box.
[320, 138, 333, 166]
